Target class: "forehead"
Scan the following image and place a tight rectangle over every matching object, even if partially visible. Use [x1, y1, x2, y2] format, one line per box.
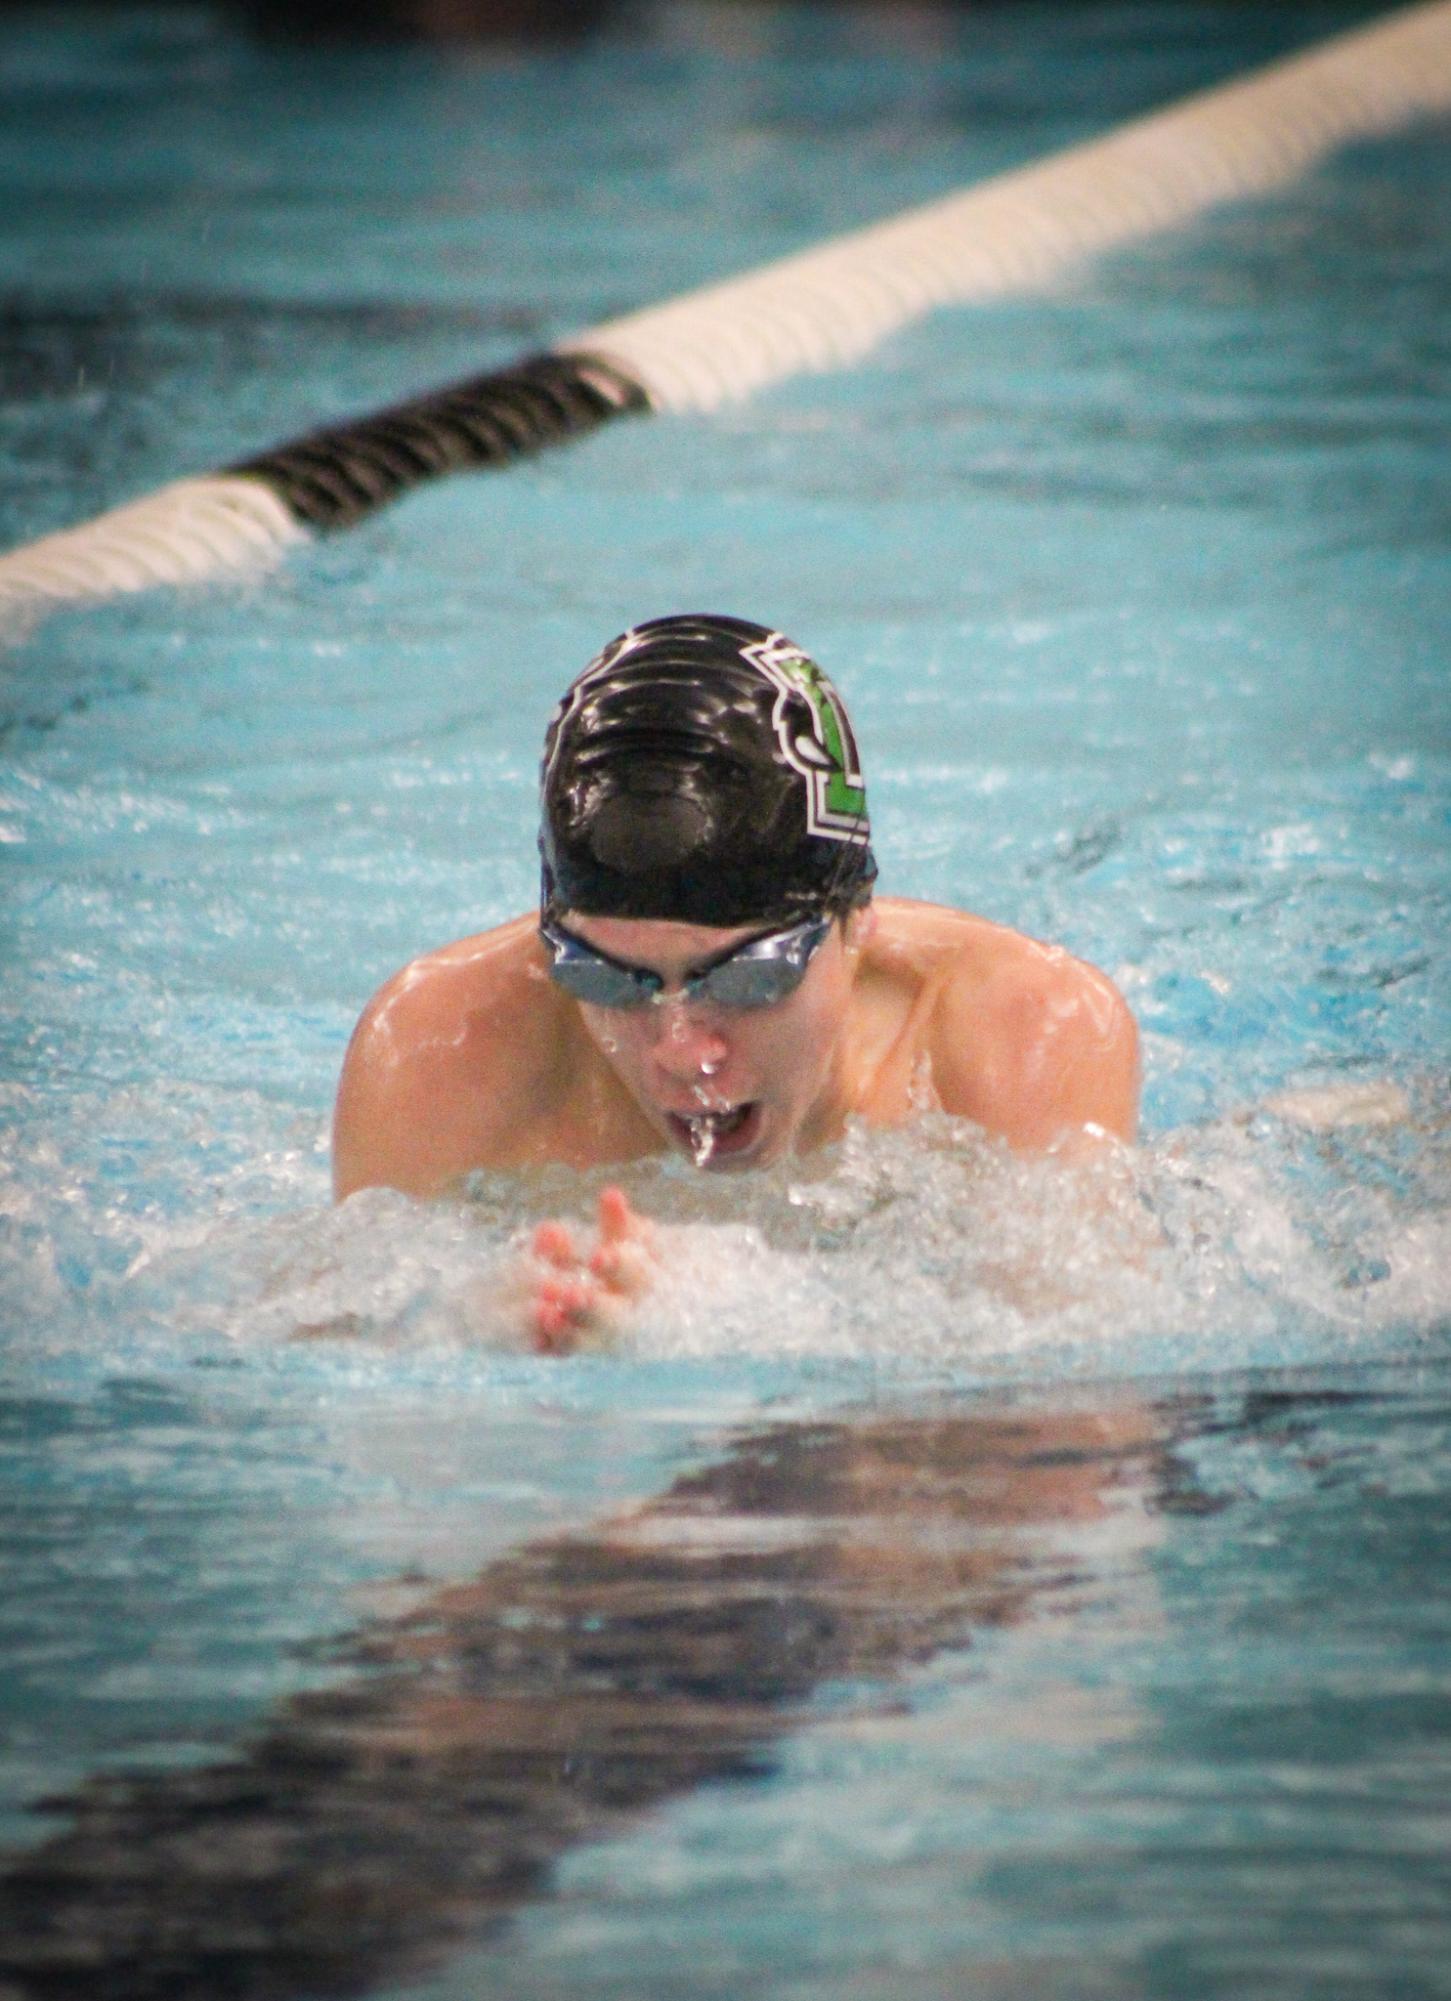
[561, 912, 765, 965]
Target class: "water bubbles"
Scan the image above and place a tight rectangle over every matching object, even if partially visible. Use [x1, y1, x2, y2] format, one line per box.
[9, 1073, 1449, 1377]
[686, 1119, 717, 1169]
[688, 1077, 733, 1115]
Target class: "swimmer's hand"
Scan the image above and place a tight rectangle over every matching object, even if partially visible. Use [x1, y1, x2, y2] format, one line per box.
[523, 1186, 658, 1354]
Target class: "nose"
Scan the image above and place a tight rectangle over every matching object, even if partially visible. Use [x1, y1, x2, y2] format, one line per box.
[645, 998, 730, 1083]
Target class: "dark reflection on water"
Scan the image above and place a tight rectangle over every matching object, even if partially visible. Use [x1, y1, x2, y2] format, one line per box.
[0, 1397, 1164, 2001]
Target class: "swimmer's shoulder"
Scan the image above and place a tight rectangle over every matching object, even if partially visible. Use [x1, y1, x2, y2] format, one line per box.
[865, 896, 1023, 978]
[333, 914, 579, 1197]
[865, 897, 1139, 1145]
[863, 897, 1057, 1015]
[346, 914, 561, 1067]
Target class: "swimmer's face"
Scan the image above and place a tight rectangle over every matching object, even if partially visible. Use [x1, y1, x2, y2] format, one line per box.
[561, 908, 869, 1172]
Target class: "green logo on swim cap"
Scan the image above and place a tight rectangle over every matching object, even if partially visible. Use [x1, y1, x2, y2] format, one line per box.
[742, 632, 869, 844]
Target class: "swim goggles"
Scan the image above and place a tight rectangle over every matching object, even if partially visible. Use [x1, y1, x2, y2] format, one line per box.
[539, 912, 833, 1011]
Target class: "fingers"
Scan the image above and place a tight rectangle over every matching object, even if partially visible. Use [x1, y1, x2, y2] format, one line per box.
[532, 1219, 578, 1266]
[591, 1187, 657, 1296]
[531, 1277, 590, 1354]
[598, 1185, 655, 1253]
[525, 1225, 592, 1353]
[523, 1192, 659, 1354]
[596, 1185, 635, 1242]
[588, 1239, 653, 1295]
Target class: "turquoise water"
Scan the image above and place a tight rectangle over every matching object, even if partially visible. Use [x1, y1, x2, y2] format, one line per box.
[2, 4, 1450, 1996]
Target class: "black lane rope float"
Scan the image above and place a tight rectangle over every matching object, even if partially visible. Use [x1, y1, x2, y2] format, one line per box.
[2, 0, 1448, 635]
[232, 350, 647, 531]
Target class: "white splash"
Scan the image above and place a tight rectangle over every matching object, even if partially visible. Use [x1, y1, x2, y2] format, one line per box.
[686, 1117, 718, 1169]
[9, 1074, 1448, 1378]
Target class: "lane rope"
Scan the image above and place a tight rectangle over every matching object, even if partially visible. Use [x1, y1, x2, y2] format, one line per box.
[2, 0, 1447, 635]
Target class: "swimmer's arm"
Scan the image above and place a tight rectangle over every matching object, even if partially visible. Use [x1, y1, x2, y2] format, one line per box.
[924, 946, 1151, 1310]
[333, 1005, 468, 1200]
[930, 942, 1140, 1152]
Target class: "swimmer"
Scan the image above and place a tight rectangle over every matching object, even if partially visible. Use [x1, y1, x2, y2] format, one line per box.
[333, 614, 1140, 1347]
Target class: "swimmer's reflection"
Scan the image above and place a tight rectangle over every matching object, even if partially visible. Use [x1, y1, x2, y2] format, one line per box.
[0, 1400, 1161, 2001]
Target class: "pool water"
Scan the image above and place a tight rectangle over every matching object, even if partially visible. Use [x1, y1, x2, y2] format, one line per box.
[2, 3, 1449, 1996]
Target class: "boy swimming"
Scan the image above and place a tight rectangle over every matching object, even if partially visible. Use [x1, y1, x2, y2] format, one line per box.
[333, 614, 1139, 1343]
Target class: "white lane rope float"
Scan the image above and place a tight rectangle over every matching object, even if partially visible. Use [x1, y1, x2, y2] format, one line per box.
[2, 0, 1448, 636]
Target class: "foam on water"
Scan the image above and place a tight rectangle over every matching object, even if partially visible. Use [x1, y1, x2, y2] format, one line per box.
[12, 1077, 1445, 1383]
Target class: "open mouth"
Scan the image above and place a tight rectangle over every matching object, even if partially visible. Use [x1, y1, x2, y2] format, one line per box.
[665, 1102, 762, 1168]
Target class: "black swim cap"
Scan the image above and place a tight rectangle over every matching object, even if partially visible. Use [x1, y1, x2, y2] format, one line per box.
[540, 613, 876, 927]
